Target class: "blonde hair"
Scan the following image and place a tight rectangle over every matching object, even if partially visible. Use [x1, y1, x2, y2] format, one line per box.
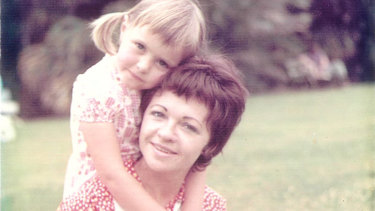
[91, 0, 207, 59]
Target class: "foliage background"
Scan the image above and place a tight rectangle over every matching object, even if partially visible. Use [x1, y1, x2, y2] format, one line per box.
[1, 0, 375, 117]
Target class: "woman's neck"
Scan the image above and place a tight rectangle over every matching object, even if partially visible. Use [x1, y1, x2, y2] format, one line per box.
[134, 158, 187, 206]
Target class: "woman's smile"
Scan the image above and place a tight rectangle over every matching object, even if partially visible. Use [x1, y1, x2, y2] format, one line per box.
[151, 142, 177, 156]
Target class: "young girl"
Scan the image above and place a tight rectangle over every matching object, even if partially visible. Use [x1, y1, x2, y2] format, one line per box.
[62, 0, 207, 210]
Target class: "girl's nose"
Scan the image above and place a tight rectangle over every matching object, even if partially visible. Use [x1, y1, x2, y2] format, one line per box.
[136, 56, 152, 74]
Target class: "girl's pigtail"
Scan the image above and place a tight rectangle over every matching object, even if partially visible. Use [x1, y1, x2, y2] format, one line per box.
[90, 12, 124, 55]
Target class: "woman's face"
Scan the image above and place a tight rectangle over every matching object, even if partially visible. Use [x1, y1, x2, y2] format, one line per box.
[139, 91, 210, 174]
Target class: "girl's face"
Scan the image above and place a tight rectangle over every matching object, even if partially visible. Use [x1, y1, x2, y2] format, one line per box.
[139, 91, 210, 175]
[115, 23, 185, 90]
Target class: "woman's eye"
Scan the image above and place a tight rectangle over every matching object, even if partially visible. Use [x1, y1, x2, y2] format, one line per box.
[151, 111, 164, 118]
[182, 122, 199, 133]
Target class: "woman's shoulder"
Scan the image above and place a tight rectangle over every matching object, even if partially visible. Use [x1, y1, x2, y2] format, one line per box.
[203, 186, 227, 210]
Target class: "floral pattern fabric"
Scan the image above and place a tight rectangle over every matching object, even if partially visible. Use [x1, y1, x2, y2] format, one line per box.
[63, 55, 141, 198]
[58, 160, 227, 211]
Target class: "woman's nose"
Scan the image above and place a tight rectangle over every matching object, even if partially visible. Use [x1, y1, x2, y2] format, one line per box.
[157, 122, 177, 142]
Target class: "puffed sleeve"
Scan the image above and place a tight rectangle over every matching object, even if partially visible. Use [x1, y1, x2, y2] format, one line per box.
[72, 72, 119, 123]
[203, 186, 227, 211]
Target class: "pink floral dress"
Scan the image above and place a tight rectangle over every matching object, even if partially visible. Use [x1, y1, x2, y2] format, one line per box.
[63, 55, 141, 198]
[58, 160, 227, 211]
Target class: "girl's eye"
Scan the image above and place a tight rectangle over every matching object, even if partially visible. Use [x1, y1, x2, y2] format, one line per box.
[158, 60, 169, 69]
[135, 42, 145, 50]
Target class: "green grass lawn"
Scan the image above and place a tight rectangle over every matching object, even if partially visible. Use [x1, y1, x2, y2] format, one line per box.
[2, 84, 375, 210]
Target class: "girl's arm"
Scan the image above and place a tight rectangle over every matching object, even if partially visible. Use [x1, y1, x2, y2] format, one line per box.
[181, 169, 207, 211]
[80, 122, 165, 211]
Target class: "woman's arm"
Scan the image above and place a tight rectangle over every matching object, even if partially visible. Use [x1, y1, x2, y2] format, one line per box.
[80, 122, 165, 211]
[181, 169, 207, 211]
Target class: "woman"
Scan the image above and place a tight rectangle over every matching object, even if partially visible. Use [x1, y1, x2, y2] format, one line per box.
[58, 54, 248, 210]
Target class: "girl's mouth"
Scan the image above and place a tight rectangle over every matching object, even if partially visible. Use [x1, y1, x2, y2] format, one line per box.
[128, 70, 144, 82]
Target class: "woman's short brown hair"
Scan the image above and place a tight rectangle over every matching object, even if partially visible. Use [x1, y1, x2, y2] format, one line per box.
[140, 54, 248, 171]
